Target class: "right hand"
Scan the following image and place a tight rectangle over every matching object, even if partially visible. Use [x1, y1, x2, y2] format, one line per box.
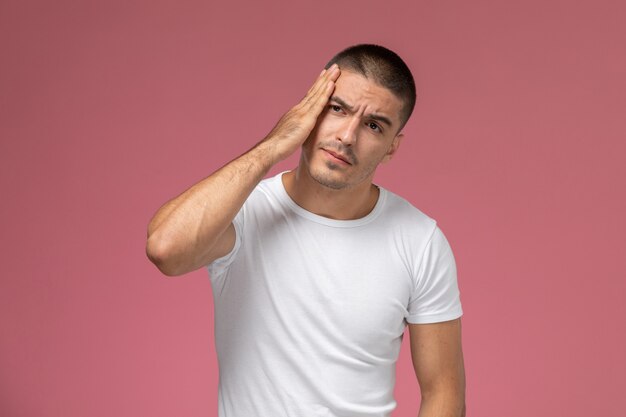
[259, 63, 341, 164]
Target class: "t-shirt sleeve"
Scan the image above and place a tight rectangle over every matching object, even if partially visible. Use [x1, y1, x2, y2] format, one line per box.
[206, 206, 244, 279]
[405, 225, 463, 324]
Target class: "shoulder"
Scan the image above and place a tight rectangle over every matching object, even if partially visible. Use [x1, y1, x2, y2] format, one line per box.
[378, 186, 438, 236]
[236, 172, 292, 228]
[244, 171, 285, 206]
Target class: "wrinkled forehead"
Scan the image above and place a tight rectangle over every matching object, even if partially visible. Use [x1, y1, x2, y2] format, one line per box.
[333, 70, 404, 127]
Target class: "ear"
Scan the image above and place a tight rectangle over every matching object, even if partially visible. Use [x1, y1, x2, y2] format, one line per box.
[381, 132, 404, 163]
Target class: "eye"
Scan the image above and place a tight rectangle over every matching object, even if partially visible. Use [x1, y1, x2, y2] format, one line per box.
[367, 122, 382, 132]
[330, 104, 342, 112]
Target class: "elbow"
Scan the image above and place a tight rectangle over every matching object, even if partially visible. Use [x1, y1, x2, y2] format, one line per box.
[145, 234, 184, 277]
[419, 386, 465, 417]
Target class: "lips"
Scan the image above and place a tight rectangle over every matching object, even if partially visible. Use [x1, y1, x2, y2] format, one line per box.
[322, 148, 352, 165]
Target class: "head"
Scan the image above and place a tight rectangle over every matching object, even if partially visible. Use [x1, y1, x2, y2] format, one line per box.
[300, 44, 416, 191]
[324, 44, 416, 133]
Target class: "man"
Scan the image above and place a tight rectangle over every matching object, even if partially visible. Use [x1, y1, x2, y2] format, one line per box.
[146, 44, 465, 417]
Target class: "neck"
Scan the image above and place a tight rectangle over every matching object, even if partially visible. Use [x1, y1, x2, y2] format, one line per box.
[282, 167, 379, 221]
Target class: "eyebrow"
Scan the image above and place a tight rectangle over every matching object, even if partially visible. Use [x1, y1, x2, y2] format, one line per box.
[329, 95, 394, 128]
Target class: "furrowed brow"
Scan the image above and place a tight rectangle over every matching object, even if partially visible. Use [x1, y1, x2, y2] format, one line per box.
[330, 95, 394, 128]
[329, 96, 354, 112]
[367, 113, 393, 128]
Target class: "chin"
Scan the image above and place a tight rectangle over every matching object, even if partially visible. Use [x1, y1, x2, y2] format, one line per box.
[312, 174, 350, 190]
[308, 163, 356, 190]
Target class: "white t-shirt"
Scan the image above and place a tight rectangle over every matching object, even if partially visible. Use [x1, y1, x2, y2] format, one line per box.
[207, 172, 463, 417]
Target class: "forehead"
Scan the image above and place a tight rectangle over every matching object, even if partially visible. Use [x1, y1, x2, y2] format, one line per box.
[332, 70, 404, 127]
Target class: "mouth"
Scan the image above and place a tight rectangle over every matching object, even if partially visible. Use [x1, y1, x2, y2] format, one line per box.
[322, 148, 352, 165]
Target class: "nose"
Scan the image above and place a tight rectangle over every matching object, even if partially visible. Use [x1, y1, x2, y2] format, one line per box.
[337, 116, 359, 145]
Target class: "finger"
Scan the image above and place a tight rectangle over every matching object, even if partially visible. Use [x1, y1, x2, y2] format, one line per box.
[314, 79, 336, 112]
[327, 64, 341, 82]
[302, 73, 330, 105]
[306, 64, 338, 96]
[302, 66, 332, 100]
[309, 65, 339, 106]
[303, 64, 339, 106]
[301, 78, 335, 119]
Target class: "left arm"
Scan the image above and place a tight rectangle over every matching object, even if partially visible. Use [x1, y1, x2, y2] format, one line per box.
[409, 318, 466, 417]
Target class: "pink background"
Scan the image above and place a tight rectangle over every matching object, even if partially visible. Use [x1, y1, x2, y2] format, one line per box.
[1, 1, 625, 416]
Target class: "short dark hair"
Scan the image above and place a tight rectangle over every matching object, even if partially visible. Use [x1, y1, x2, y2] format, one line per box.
[324, 44, 417, 133]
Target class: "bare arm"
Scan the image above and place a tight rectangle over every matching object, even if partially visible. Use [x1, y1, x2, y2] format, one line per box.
[146, 64, 341, 276]
[409, 318, 466, 417]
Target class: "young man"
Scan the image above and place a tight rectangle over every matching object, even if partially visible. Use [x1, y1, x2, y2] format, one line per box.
[146, 44, 466, 417]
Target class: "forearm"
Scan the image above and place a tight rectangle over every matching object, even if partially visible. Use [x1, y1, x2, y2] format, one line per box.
[146, 140, 275, 274]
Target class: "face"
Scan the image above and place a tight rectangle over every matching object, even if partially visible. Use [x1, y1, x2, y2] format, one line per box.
[300, 70, 405, 190]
